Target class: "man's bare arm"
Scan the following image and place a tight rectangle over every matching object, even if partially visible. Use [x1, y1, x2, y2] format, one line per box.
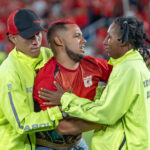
[56, 117, 102, 135]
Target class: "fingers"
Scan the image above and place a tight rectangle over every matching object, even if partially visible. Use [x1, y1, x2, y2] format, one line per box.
[38, 82, 63, 105]
[40, 88, 53, 94]
[39, 95, 50, 101]
[38, 89, 58, 101]
[43, 100, 61, 106]
[39, 93, 58, 102]
[54, 81, 64, 91]
[38, 91, 51, 100]
[43, 102, 53, 105]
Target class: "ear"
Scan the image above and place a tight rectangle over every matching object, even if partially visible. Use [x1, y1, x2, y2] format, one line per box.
[9, 34, 17, 44]
[53, 36, 63, 46]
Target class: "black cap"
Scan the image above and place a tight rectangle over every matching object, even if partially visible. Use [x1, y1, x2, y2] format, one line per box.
[7, 9, 45, 39]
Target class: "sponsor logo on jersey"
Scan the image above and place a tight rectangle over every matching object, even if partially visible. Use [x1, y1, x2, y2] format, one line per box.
[83, 75, 92, 87]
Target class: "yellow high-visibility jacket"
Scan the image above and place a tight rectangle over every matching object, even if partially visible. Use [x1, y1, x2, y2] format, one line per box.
[61, 50, 150, 150]
[0, 47, 63, 150]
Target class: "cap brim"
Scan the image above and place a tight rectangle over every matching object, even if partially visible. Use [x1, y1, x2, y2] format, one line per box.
[19, 25, 46, 39]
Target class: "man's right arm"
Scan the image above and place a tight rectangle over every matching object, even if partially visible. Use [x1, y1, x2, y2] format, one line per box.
[0, 72, 63, 134]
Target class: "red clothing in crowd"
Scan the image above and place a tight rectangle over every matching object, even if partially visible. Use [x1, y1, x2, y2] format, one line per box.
[33, 56, 112, 110]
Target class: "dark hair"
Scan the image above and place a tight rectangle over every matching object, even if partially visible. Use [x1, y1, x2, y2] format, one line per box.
[47, 20, 74, 45]
[114, 16, 150, 59]
[6, 32, 14, 44]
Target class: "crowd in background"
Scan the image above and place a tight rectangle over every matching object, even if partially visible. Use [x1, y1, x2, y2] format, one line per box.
[0, 0, 149, 60]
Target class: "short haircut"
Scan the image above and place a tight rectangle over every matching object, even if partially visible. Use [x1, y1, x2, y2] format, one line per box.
[47, 20, 75, 45]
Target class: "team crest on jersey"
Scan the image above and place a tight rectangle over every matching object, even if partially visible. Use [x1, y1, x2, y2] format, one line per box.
[83, 76, 92, 87]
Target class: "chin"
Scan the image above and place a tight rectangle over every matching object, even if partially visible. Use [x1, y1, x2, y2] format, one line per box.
[31, 52, 40, 58]
[76, 54, 84, 62]
[79, 52, 85, 57]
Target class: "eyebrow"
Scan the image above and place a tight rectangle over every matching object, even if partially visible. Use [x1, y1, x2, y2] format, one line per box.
[75, 32, 80, 35]
[74, 32, 82, 36]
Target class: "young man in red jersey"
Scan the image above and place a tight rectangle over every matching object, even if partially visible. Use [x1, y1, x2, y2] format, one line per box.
[33, 20, 112, 150]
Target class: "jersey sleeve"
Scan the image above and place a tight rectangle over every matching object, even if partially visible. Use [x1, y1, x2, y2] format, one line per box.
[33, 60, 56, 110]
[95, 57, 112, 83]
[60, 66, 140, 125]
[33, 66, 48, 110]
[0, 71, 62, 134]
[33, 68, 43, 102]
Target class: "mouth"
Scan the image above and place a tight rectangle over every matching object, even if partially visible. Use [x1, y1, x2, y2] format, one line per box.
[104, 46, 111, 57]
[31, 47, 40, 52]
[80, 45, 85, 53]
[104, 46, 109, 52]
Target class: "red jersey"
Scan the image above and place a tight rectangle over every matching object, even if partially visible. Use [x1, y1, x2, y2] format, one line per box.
[33, 56, 112, 110]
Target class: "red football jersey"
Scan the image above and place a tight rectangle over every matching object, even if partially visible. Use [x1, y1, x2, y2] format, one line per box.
[33, 56, 112, 110]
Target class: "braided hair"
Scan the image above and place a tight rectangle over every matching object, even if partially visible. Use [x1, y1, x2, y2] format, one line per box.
[114, 17, 150, 60]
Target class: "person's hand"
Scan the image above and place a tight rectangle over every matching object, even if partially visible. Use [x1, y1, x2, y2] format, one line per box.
[38, 81, 64, 105]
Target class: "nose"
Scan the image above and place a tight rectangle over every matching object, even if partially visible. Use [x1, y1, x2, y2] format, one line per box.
[32, 35, 39, 45]
[82, 36, 87, 44]
[103, 37, 108, 46]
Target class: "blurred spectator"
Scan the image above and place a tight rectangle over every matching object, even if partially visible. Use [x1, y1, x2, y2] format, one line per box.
[88, 0, 123, 24]
[32, 0, 47, 17]
[69, 0, 89, 29]
[0, 0, 150, 58]
[93, 27, 109, 59]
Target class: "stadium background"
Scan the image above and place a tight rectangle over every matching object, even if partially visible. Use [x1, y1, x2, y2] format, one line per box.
[0, 0, 149, 149]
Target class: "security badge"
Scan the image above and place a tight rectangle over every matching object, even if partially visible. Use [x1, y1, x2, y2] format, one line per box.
[83, 75, 93, 87]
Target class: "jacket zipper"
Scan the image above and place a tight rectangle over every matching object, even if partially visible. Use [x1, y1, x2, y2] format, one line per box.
[27, 134, 32, 150]
[119, 136, 126, 150]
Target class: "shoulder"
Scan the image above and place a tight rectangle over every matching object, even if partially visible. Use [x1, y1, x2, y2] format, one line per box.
[83, 56, 108, 64]
[40, 47, 53, 59]
[0, 65, 19, 84]
[0, 50, 21, 80]
[36, 57, 56, 80]
[115, 61, 140, 79]
[39, 57, 54, 72]
[0, 53, 15, 74]
[82, 56, 111, 70]
[121, 60, 138, 72]
[40, 47, 53, 55]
